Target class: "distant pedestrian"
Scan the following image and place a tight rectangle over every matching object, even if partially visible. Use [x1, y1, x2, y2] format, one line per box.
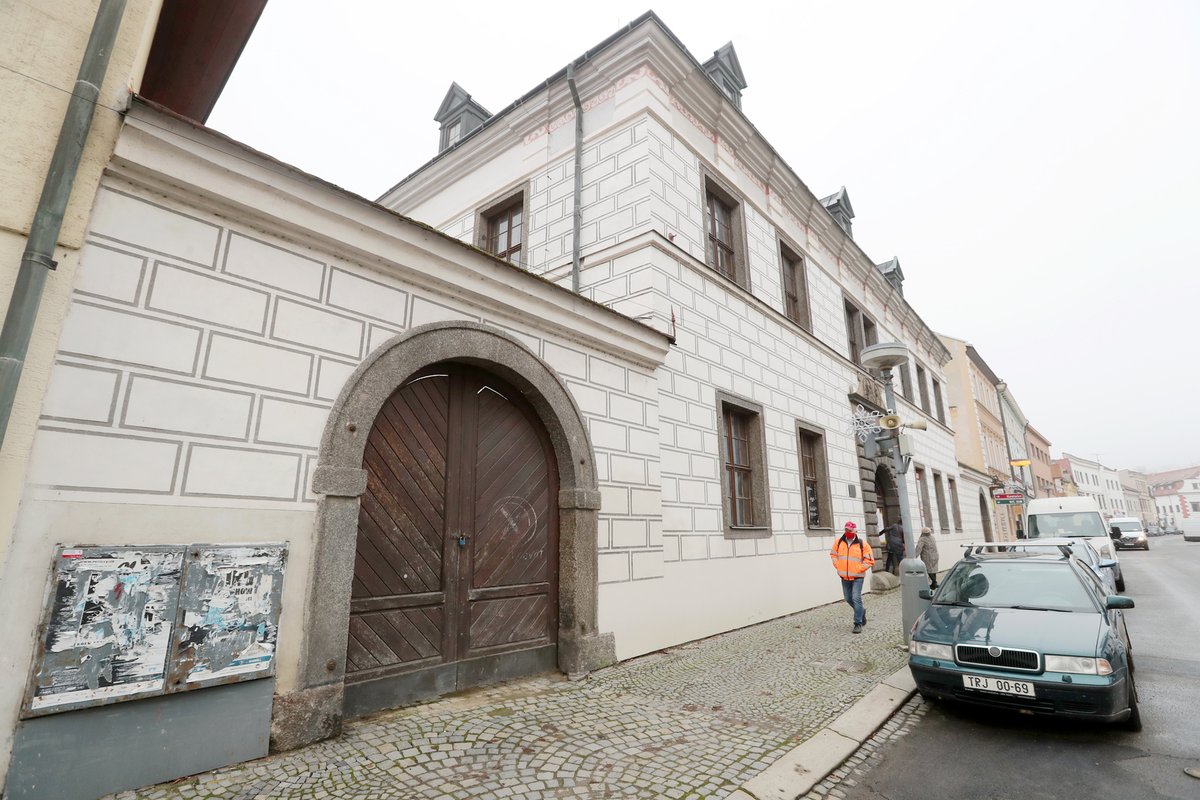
[830, 521, 875, 634]
[1016, 520, 1027, 539]
[883, 521, 905, 575]
[916, 527, 939, 590]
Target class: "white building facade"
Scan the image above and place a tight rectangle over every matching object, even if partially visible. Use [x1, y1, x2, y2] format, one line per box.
[381, 13, 977, 660]
[0, 101, 671, 791]
[1058, 453, 1127, 517]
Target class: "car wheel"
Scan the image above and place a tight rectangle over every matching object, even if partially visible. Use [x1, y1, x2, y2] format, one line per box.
[1122, 677, 1143, 732]
[1116, 573, 1126, 592]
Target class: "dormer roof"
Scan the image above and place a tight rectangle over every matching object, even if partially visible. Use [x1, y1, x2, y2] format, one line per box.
[702, 42, 747, 107]
[434, 82, 490, 124]
[819, 186, 854, 218]
[876, 257, 905, 295]
[820, 186, 855, 238]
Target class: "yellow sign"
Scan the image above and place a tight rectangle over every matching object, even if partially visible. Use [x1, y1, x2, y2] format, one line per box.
[1010, 459, 1031, 467]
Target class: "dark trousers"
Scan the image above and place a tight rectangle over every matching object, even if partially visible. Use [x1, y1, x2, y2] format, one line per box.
[840, 577, 865, 625]
[884, 550, 902, 575]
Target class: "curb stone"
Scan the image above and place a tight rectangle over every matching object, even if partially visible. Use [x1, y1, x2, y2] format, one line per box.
[737, 666, 916, 799]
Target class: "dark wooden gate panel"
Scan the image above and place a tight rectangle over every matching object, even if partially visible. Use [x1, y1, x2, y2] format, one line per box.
[345, 365, 557, 717]
[347, 372, 450, 684]
[463, 378, 557, 660]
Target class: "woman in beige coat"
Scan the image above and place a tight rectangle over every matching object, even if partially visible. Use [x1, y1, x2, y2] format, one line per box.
[915, 527, 939, 590]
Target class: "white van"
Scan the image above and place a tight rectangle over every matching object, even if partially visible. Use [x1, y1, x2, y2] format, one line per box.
[1108, 516, 1149, 551]
[1026, 496, 1125, 591]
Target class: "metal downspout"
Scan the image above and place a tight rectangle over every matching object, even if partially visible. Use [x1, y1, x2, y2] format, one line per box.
[566, 64, 583, 294]
[0, 0, 128, 449]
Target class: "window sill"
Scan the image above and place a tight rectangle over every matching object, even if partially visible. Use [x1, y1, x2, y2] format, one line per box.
[725, 526, 771, 540]
[804, 527, 834, 536]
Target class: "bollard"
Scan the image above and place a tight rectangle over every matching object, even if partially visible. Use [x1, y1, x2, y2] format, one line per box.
[900, 556, 930, 643]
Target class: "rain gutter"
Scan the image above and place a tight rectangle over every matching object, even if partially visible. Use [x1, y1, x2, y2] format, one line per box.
[0, 0, 128, 449]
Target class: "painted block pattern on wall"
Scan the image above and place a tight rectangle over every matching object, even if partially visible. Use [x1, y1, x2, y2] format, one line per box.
[30, 182, 663, 588]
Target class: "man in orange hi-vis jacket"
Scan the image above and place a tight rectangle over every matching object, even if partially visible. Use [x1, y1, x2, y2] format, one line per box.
[830, 521, 875, 633]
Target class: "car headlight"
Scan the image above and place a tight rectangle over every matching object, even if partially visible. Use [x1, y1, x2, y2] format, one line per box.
[1044, 655, 1113, 675]
[908, 641, 954, 660]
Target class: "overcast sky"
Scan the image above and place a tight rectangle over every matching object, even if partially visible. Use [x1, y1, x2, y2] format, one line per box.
[208, 0, 1199, 473]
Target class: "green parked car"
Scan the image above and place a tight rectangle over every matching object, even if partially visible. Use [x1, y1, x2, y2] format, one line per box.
[908, 545, 1141, 731]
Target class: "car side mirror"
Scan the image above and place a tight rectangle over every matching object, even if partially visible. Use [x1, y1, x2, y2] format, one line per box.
[918, 589, 932, 600]
[1098, 559, 1117, 570]
[1105, 595, 1134, 610]
[1109, 527, 1120, 539]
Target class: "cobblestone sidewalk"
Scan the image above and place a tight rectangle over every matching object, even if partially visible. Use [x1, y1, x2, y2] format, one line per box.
[112, 591, 906, 800]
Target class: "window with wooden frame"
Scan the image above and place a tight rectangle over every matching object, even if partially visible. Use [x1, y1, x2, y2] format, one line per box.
[779, 242, 811, 331]
[486, 199, 523, 263]
[933, 471, 950, 533]
[899, 363, 914, 401]
[797, 422, 832, 531]
[932, 378, 946, 424]
[476, 190, 527, 265]
[715, 392, 770, 538]
[947, 476, 963, 529]
[915, 362, 931, 414]
[702, 175, 748, 288]
[863, 316, 878, 349]
[706, 192, 736, 280]
[844, 300, 864, 364]
[915, 465, 933, 528]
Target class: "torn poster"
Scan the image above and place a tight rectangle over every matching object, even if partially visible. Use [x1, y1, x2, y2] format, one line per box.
[27, 547, 184, 714]
[167, 545, 286, 689]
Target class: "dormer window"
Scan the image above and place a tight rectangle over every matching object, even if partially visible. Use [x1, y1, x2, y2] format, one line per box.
[434, 82, 491, 153]
[702, 42, 747, 109]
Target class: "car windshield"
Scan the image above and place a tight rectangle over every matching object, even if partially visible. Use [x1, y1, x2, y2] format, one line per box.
[1112, 522, 1143, 532]
[935, 560, 1097, 612]
[1027, 512, 1107, 538]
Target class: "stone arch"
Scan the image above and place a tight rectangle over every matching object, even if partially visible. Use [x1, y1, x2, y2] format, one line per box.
[272, 322, 609, 751]
[979, 491, 994, 542]
[874, 463, 900, 529]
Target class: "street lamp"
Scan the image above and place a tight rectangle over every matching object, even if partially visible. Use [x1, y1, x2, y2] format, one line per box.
[860, 342, 927, 642]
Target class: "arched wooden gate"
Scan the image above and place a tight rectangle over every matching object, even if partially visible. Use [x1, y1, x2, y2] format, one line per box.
[344, 362, 558, 715]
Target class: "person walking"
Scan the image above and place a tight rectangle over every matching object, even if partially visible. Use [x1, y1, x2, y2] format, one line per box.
[915, 526, 939, 590]
[830, 521, 874, 633]
[883, 521, 905, 575]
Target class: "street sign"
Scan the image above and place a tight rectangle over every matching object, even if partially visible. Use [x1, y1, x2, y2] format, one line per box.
[994, 495, 1024, 505]
[1009, 459, 1031, 468]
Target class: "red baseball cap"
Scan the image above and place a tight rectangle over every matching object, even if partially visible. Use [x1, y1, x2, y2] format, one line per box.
[843, 521, 857, 531]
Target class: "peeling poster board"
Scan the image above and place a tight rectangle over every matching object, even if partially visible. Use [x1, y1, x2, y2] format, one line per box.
[25, 547, 184, 716]
[24, 543, 288, 718]
[167, 545, 286, 691]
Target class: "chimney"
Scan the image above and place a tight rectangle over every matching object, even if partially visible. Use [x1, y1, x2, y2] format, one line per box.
[433, 82, 491, 153]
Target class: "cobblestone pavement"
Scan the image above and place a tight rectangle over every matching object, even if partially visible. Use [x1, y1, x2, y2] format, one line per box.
[111, 591, 906, 800]
[800, 695, 928, 800]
